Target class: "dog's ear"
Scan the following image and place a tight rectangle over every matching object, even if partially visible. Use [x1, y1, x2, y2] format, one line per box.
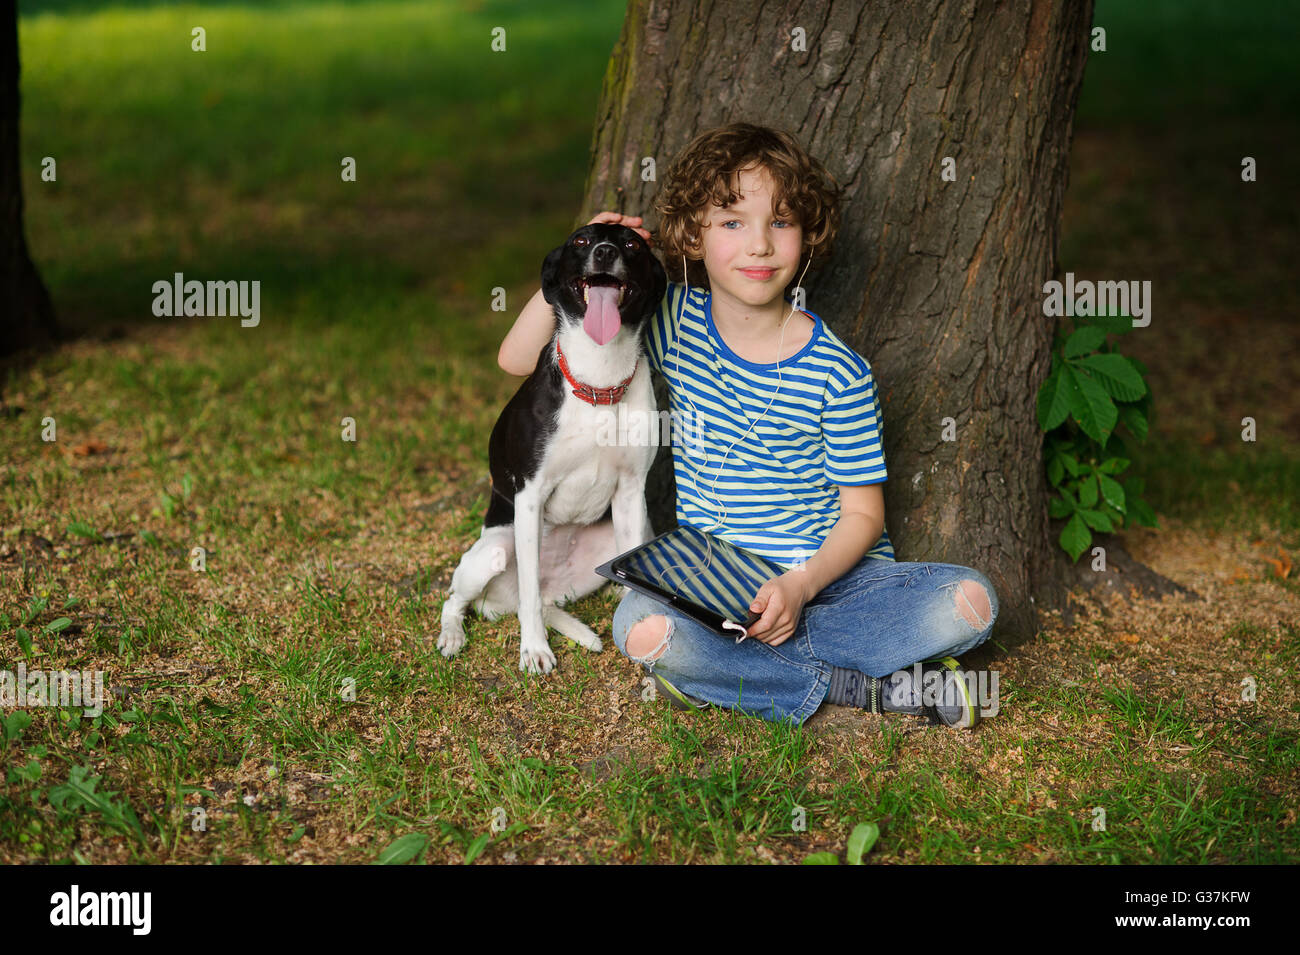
[540, 245, 566, 306]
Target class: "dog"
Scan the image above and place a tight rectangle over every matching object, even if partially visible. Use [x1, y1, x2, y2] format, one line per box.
[436, 223, 667, 673]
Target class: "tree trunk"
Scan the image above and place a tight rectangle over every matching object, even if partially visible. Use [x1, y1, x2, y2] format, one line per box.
[577, 0, 1096, 644]
[1, 0, 58, 364]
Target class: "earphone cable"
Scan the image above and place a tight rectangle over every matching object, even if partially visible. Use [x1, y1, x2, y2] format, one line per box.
[667, 248, 813, 597]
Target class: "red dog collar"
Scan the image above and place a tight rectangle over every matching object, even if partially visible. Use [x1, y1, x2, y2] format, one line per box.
[556, 341, 637, 405]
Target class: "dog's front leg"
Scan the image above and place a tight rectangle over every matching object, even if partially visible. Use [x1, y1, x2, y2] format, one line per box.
[512, 484, 556, 674]
[610, 472, 652, 556]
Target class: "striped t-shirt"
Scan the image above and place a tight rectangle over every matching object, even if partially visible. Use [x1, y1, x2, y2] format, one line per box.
[645, 281, 896, 570]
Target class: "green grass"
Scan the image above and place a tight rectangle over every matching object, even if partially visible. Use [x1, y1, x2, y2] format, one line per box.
[20, 0, 610, 333]
[2, 0, 1297, 864]
[1128, 436, 1300, 537]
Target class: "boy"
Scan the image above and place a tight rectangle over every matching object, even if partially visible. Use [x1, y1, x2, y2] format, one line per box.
[498, 123, 997, 728]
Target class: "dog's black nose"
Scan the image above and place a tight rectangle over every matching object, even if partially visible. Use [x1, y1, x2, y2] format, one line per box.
[591, 241, 619, 270]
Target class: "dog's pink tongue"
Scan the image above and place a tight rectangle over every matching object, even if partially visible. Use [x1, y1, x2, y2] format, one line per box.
[583, 285, 622, 345]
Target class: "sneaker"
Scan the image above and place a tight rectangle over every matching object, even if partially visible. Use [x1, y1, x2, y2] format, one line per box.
[877, 670, 928, 716]
[648, 668, 710, 712]
[922, 656, 981, 730]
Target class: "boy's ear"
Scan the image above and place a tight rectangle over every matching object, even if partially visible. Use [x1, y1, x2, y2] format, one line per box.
[540, 246, 565, 305]
[685, 224, 702, 254]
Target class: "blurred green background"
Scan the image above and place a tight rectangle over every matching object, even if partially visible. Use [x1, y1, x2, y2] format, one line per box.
[17, 0, 1295, 330]
[14, 0, 1300, 528]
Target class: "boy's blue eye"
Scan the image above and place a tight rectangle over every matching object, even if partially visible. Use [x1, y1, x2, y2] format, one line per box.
[722, 219, 792, 228]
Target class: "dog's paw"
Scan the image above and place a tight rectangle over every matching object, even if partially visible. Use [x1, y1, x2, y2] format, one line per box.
[568, 628, 603, 653]
[519, 642, 557, 675]
[436, 625, 467, 658]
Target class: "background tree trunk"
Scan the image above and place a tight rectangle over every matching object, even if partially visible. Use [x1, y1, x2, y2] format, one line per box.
[1, 1, 58, 363]
[578, 0, 1095, 644]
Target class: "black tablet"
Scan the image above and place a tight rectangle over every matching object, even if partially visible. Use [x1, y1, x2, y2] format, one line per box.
[595, 523, 788, 640]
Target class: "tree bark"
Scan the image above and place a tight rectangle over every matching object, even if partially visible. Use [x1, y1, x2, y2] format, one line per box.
[576, 0, 1102, 645]
[1, 0, 58, 365]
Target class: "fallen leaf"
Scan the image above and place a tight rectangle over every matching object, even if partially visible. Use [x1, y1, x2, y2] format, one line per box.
[71, 439, 110, 456]
[1120, 633, 1140, 644]
[1268, 548, 1289, 579]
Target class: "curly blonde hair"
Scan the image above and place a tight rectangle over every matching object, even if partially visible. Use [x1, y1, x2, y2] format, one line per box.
[652, 123, 843, 289]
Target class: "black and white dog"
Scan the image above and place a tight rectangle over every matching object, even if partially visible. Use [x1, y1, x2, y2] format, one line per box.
[436, 223, 667, 673]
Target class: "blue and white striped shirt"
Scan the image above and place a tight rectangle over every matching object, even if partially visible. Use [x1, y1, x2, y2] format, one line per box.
[646, 281, 896, 570]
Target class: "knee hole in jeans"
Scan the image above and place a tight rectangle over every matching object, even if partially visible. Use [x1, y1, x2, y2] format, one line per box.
[953, 579, 993, 629]
[627, 614, 673, 663]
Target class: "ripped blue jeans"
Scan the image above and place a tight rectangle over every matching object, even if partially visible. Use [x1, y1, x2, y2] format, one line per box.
[611, 556, 999, 724]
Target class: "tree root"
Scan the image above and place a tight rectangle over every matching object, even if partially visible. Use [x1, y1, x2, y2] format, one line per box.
[1055, 534, 1202, 628]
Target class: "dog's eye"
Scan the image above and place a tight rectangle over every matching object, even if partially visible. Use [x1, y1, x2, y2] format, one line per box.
[574, 236, 589, 246]
[625, 240, 637, 249]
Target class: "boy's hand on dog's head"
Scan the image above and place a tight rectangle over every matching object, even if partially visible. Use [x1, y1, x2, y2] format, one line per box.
[587, 211, 654, 247]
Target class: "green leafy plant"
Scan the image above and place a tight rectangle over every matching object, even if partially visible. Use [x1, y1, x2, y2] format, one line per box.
[45, 765, 145, 844]
[10, 595, 73, 658]
[158, 472, 195, 521]
[66, 520, 101, 540]
[376, 832, 429, 865]
[802, 822, 880, 865]
[1038, 312, 1158, 561]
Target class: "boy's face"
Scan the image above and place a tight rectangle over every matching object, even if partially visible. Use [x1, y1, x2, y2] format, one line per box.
[696, 164, 804, 311]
